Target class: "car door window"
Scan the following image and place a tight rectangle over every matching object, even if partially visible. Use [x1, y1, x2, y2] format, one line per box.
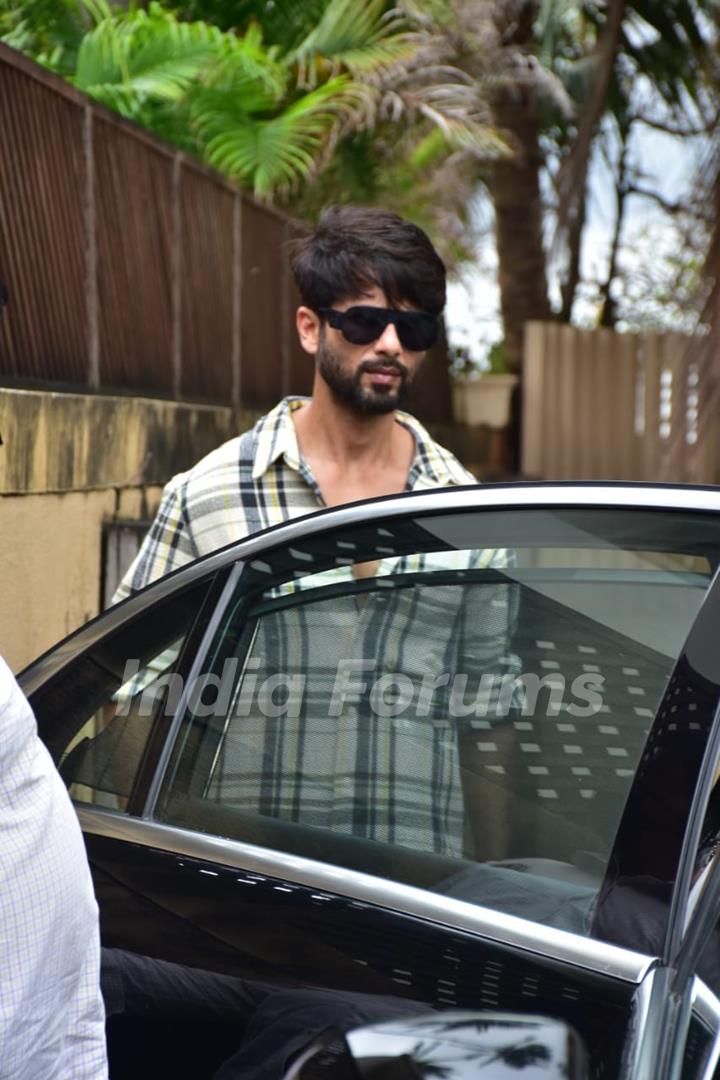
[681, 985, 720, 1079]
[31, 580, 214, 812]
[155, 508, 720, 935]
[673, 784, 720, 1001]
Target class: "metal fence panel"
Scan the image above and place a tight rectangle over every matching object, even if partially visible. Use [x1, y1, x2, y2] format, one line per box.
[94, 115, 174, 395]
[180, 165, 235, 403]
[240, 202, 287, 405]
[0, 44, 453, 424]
[0, 61, 86, 382]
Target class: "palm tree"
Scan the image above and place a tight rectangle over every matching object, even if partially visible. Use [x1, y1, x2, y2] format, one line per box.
[185, 0, 509, 241]
[0, 0, 409, 195]
[439, 0, 717, 378]
[396, 0, 716, 468]
[2, 0, 505, 206]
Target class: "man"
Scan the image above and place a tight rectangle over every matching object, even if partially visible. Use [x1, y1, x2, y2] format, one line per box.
[115, 204, 473, 602]
[0, 655, 107, 1080]
[112, 203, 515, 857]
[104, 207, 515, 1079]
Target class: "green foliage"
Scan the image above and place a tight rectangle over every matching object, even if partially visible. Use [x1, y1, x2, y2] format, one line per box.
[1, 0, 441, 198]
[2, 0, 506, 240]
[73, 1, 223, 117]
[5, 0, 712, 320]
[195, 75, 361, 195]
[0, 0, 84, 71]
[485, 340, 508, 374]
[178, 0, 330, 49]
[289, 0, 413, 84]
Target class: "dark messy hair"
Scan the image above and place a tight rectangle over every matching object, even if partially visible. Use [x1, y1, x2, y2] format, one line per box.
[289, 205, 446, 316]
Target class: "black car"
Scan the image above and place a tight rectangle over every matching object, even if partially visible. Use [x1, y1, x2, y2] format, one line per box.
[20, 483, 720, 1079]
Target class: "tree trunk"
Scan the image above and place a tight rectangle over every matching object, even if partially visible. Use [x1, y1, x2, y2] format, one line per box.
[598, 121, 630, 329]
[489, 94, 552, 377]
[559, 179, 587, 323]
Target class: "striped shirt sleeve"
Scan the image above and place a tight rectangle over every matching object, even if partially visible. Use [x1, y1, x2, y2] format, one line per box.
[113, 472, 198, 604]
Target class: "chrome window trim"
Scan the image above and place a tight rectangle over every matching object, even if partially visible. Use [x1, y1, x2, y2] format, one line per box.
[620, 966, 659, 1080]
[675, 979, 720, 1080]
[622, 973, 720, 1080]
[673, 810, 720, 996]
[699, 977, 720, 1080]
[693, 977, 720, 1032]
[143, 562, 244, 817]
[78, 805, 655, 984]
[703, 1037, 720, 1080]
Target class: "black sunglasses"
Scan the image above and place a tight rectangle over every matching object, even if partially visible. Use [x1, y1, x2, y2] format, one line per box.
[317, 306, 440, 352]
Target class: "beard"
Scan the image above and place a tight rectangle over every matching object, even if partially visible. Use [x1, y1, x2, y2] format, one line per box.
[316, 332, 416, 415]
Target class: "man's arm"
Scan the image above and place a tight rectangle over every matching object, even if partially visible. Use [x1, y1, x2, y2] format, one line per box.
[456, 545, 521, 711]
[113, 472, 198, 605]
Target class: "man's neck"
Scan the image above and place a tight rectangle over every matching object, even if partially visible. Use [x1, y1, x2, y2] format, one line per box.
[292, 383, 406, 471]
[290, 381, 416, 508]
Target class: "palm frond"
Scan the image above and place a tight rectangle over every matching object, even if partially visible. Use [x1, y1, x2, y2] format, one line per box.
[198, 75, 359, 195]
[366, 72, 499, 141]
[182, 0, 331, 51]
[73, 10, 125, 94]
[202, 21, 287, 107]
[1, 13, 36, 51]
[409, 120, 509, 169]
[289, 0, 418, 85]
[74, 1, 223, 112]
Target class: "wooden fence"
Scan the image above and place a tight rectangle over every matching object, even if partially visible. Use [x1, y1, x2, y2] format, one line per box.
[0, 44, 452, 421]
[521, 321, 719, 484]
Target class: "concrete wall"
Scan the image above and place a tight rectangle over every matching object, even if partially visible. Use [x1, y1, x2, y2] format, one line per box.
[0, 486, 161, 671]
[0, 386, 494, 672]
[0, 388, 249, 671]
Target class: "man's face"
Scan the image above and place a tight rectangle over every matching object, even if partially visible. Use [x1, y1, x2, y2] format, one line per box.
[315, 287, 427, 415]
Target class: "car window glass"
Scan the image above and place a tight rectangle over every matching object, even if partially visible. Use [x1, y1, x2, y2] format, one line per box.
[681, 1007, 717, 1080]
[32, 581, 212, 812]
[155, 508, 720, 937]
[58, 639, 185, 810]
[681, 767, 720, 997]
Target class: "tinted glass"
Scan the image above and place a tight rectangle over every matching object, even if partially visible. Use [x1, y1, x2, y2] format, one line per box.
[681, 1008, 715, 1079]
[31, 582, 211, 811]
[156, 508, 720, 936]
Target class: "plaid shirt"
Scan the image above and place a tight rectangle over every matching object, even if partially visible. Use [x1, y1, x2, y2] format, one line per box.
[116, 398, 516, 858]
[0, 656, 107, 1080]
[115, 397, 475, 601]
[205, 553, 517, 858]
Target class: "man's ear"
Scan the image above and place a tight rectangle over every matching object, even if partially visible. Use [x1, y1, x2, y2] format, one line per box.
[296, 306, 321, 355]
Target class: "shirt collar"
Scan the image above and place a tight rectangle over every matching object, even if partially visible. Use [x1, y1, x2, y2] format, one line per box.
[251, 397, 308, 481]
[396, 410, 472, 488]
[251, 396, 470, 488]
